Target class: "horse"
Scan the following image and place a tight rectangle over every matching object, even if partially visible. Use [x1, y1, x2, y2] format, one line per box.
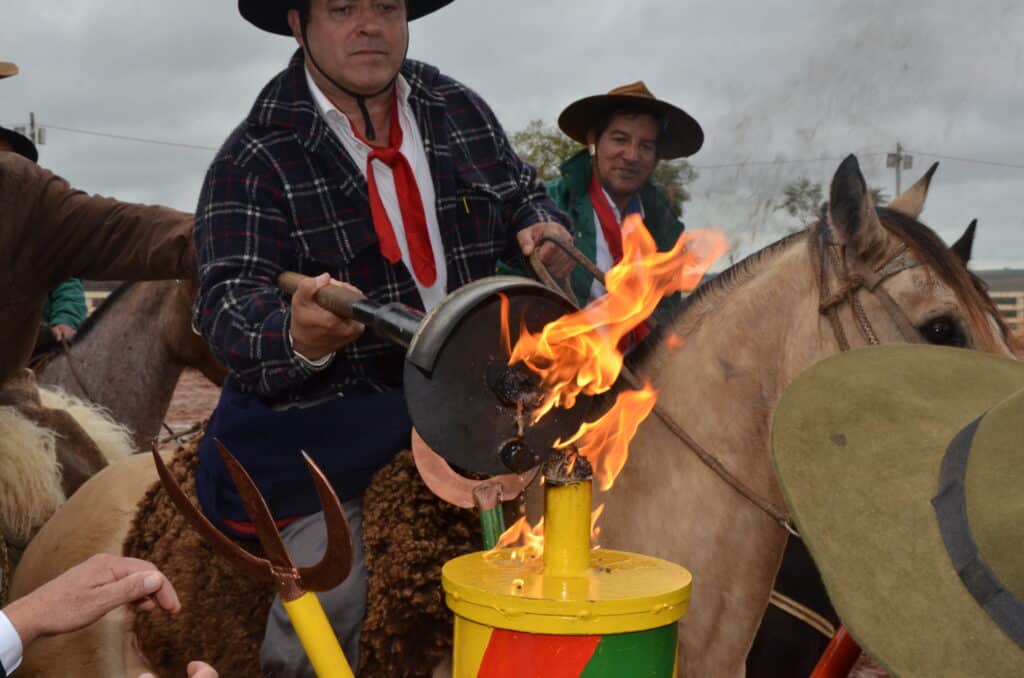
[8, 155, 1015, 676]
[36, 277, 227, 452]
[595, 156, 1015, 677]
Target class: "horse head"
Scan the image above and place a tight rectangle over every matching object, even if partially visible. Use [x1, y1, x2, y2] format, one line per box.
[815, 154, 1015, 358]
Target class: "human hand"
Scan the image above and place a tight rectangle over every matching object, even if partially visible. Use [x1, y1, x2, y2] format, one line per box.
[289, 273, 365, 361]
[50, 323, 77, 342]
[138, 660, 218, 678]
[3, 554, 180, 648]
[517, 222, 575, 280]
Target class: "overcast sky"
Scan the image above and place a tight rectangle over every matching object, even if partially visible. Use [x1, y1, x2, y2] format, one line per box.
[3, 0, 1023, 268]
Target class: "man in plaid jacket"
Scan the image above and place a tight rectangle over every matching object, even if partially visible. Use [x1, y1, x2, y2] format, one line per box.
[192, 0, 573, 673]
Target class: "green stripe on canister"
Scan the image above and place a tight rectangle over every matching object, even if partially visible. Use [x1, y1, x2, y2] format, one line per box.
[580, 624, 677, 677]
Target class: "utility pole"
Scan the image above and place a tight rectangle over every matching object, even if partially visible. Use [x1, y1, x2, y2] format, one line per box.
[886, 142, 913, 195]
[13, 112, 46, 147]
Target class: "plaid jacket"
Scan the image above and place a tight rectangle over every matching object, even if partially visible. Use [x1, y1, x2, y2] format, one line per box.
[194, 51, 567, 403]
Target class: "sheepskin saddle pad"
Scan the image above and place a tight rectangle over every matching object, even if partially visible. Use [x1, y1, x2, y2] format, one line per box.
[124, 441, 481, 677]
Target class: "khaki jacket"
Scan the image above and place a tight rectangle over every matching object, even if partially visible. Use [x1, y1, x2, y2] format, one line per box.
[0, 153, 195, 384]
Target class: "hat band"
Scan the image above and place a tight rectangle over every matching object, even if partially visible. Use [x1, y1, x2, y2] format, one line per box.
[932, 416, 1024, 649]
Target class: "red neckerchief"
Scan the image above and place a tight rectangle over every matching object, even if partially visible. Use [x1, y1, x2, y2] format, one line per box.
[588, 172, 624, 263]
[350, 93, 436, 287]
[588, 172, 650, 351]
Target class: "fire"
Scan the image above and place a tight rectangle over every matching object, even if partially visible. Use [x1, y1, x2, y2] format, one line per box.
[665, 332, 686, 351]
[509, 216, 727, 423]
[492, 504, 609, 557]
[494, 516, 545, 560]
[555, 386, 657, 491]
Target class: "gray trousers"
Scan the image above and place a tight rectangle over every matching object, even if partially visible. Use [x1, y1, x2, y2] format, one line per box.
[260, 497, 367, 678]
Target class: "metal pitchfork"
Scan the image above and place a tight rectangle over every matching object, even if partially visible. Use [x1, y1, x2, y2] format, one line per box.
[151, 441, 355, 678]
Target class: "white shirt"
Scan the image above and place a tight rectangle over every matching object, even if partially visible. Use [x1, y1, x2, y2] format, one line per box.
[0, 610, 23, 675]
[589, 189, 645, 301]
[306, 69, 447, 313]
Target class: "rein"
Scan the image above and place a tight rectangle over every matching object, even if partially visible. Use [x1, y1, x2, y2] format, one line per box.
[528, 222, 924, 534]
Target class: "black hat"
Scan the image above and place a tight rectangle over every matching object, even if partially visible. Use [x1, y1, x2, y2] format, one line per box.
[239, 0, 454, 36]
[0, 126, 38, 163]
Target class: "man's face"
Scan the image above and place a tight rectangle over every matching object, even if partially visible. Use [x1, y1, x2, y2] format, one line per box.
[290, 0, 408, 95]
[591, 112, 660, 200]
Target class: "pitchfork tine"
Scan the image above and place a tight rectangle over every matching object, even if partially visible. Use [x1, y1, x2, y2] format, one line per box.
[214, 439, 296, 572]
[295, 451, 354, 592]
[150, 444, 273, 584]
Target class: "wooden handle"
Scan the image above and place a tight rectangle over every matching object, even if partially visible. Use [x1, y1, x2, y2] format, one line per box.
[277, 271, 365, 320]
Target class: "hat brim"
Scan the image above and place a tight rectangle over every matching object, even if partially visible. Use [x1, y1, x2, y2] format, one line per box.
[558, 94, 704, 159]
[0, 127, 38, 163]
[239, 0, 455, 36]
[771, 344, 1024, 676]
[0, 62, 18, 80]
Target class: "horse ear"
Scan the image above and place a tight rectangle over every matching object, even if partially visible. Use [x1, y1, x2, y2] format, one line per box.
[887, 162, 939, 219]
[828, 155, 889, 259]
[950, 219, 977, 266]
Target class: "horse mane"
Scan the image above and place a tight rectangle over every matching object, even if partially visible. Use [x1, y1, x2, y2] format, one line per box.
[73, 282, 136, 343]
[632, 208, 1013, 367]
[630, 229, 808, 367]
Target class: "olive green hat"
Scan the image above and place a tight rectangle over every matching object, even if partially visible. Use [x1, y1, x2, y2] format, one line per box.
[771, 344, 1024, 676]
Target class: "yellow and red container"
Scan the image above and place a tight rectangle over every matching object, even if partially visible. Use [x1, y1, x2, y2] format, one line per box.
[443, 473, 692, 677]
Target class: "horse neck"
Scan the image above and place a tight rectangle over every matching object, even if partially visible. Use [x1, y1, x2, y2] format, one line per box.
[605, 237, 833, 675]
[38, 283, 185, 450]
[645, 236, 828, 486]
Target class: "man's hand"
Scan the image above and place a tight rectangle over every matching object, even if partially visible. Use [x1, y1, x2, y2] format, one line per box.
[139, 660, 218, 678]
[517, 222, 575, 281]
[289, 273, 366, 361]
[3, 554, 180, 649]
[50, 323, 77, 342]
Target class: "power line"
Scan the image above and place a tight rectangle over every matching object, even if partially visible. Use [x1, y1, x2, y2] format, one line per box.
[692, 152, 888, 170]
[43, 124, 219, 152]
[904, 149, 1024, 171]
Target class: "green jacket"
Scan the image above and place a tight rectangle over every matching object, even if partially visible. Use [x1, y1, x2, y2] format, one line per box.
[42, 278, 88, 329]
[543, 150, 685, 317]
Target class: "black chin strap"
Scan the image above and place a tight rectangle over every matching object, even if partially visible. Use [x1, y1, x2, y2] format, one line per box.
[300, 20, 406, 142]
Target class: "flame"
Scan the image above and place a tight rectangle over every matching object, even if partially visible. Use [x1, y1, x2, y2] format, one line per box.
[665, 332, 686, 351]
[494, 516, 545, 560]
[494, 504, 608, 558]
[556, 386, 657, 491]
[509, 217, 728, 422]
[498, 292, 512, 356]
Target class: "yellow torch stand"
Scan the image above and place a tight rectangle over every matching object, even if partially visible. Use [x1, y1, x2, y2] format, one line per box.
[443, 476, 692, 677]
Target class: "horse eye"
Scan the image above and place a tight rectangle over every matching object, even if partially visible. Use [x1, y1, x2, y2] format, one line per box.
[919, 315, 966, 348]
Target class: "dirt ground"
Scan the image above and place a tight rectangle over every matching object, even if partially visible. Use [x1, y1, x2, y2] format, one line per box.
[164, 368, 222, 433]
[163, 369, 894, 677]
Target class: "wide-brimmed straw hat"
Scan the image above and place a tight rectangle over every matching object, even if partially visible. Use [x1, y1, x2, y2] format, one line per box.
[771, 344, 1024, 676]
[238, 0, 454, 36]
[558, 81, 704, 159]
[0, 62, 18, 80]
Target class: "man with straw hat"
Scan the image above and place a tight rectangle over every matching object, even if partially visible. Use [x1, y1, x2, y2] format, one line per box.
[771, 343, 1024, 676]
[192, 2, 573, 675]
[0, 60, 195, 389]
[546, 82, 703, 318]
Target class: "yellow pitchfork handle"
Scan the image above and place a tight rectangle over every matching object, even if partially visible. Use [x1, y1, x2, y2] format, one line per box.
[283, 592, 356, 678]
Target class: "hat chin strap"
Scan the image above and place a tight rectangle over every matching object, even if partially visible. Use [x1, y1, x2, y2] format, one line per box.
[301, 21, 408, 142]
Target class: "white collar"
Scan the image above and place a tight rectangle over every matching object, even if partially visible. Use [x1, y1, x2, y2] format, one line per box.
[305, 68, 412, 133]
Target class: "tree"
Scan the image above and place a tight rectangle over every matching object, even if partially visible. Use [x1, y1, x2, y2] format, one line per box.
[510, 119, 698, 217]
[777, 178, 891, 229]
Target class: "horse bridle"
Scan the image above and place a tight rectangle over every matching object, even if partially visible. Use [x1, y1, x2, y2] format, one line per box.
[529, 223, 926, 534]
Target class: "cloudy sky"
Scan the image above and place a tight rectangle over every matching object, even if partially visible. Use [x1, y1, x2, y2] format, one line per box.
[3, 0, 1023, 268]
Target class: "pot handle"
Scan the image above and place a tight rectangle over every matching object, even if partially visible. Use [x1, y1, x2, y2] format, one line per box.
[277, 271, 365, 320]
